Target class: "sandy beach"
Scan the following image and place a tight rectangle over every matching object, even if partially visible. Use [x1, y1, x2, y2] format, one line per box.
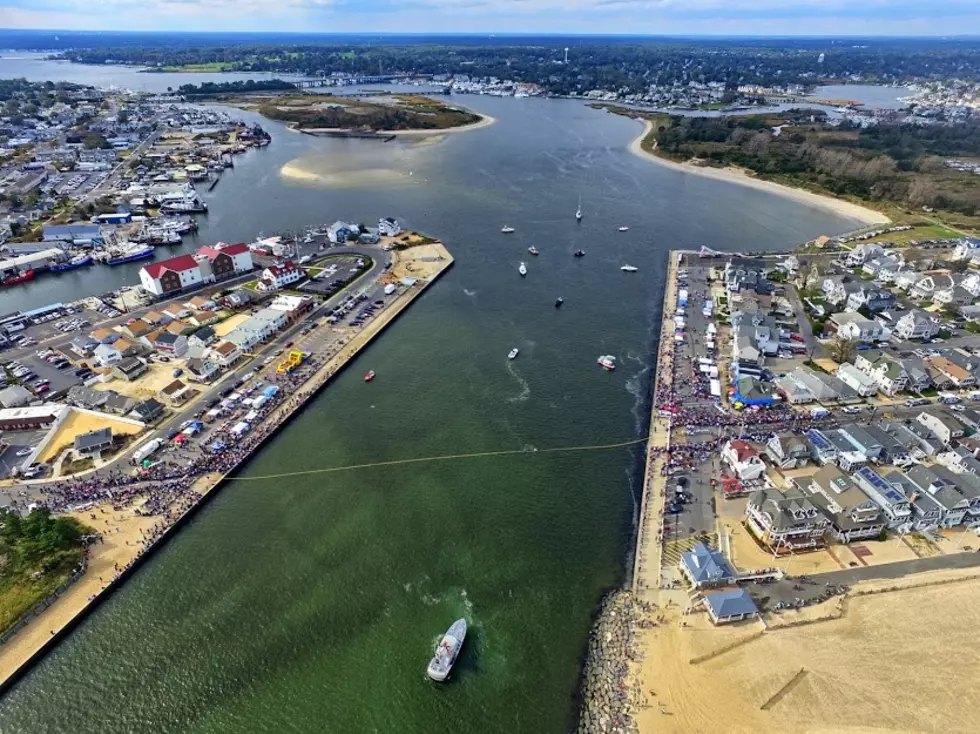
[629, 119, 891, 226]
[382, 111, 496, 136]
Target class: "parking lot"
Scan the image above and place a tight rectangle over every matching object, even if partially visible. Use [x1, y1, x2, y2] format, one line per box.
[299, 255, 370, 297]
[0, 429, 49, 479]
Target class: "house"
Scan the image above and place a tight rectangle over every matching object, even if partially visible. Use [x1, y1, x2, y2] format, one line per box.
[327, 221, 359, 244]
[90, 327, 119, 344]
[905, 421, 946, 457]
[70, 335, 99, 357]
[0, 385, 33, 409]
[225, 308, 289, 351]
[260, 261, 305, 290]
[358, 228, 380, 244]
[123, 319, 154, 339]
[806, 429, 839, 465]
[186, 357, 220, 383]
[822, 276, 864, 306]
[935, 285, 974, 307]
[854, 351, 908, 396]
[93, 342, 124, 367]
[893, 270, 923, 292]
[788, 367, 839, 402]
[678, 542, 735, 588]
[882, 471, 942, 531]
[881, 422, 927, 460]
[774, 375, 815, 404]
[724, 258, 772, 294]
[765, 433, 811, 469]
[188, 326, 217, 348]
[851, 465, 914, 527]
[964, 272, 980, 299]
[139, 254, 204, 297]
[897, 355, 933, 392]
[158, 379, 194, 406]
[829, 312, 883, 342]
[74, 427, 113, 455]
[844, 286, 897, 313]
[730, 377, 775, 407]
[836, 363, 878, 397]
[150, 332, 188, 357]
[129, 398, 164, 423]
[112, 357, 147, 382]
[66, 386, 137, 415]
[903, 465, 972, 527]
[185, 295, 217, 311]
[925, 356, 975, 388]
[223, 289, 252, 309]
[845, 243, 883, 266]
[703, 590, 758, 625]
[894, 310, 939, 341]
[796, 465, 885, 543]
[911, 272, 956, 301]
[197, 242, 253, 276]
[378, 217, 401, 237]
[745, 488, 829, 552]
[861, 424, 912, 466]
[142, 311, 169, 326]
[210, 340, 243, 368]
[838, 424, 885, 463]
[862, 254, 903, 281]
[917, 410, 965, 445]
[952, 237, 980, 262]
[722, 439, 766, 481]
[268, 294, 315, 321]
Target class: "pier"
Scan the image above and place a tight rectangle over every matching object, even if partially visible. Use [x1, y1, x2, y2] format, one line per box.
[0, 242, 454, 692]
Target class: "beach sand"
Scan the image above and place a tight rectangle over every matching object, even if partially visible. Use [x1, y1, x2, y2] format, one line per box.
[628, 119, 891, 226]
[634, 569, 980, 734]
[381, 111, 496, 137]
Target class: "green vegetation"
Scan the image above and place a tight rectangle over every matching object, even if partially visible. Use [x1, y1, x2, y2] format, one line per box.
[176, 79, 297, 97]
[862, 223, 964, 244]
[253, 94, 481, 132]
[0, 509, 90, 634]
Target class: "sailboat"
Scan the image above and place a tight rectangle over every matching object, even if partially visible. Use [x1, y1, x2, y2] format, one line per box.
[575, 195, 582, 222]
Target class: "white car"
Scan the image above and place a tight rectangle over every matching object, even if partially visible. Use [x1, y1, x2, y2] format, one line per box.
[951, 405, 967, 413]
[16, 448, 32, 457]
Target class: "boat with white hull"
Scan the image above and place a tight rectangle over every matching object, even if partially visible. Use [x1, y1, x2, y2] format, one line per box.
[427, 618, 467, 682]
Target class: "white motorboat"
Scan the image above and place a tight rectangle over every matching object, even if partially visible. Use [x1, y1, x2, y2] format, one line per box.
[508, 348, 520, 360]
[427, 619, 467, 682]
[597, 355, 616, 371]
[618, 226, 629, 232]
[621, 265, 638, 272]
[575, 194, 582, 221]
[519, 262, 528, 277]
[501, 225, 515, 234]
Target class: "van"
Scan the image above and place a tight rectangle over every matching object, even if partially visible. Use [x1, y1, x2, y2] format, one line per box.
[810, 407, 830, 419]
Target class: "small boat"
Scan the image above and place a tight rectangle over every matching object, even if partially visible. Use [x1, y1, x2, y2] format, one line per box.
[575, 194, 582, 221]
[621, 265, 638, 272]
[618, 226, 629, 232]
[501, 225, 515, 234]
[427, 618, 467, 682]
[528, 246, 539, 256]
[597, 355, 617, 371]
[555, 297, 564, 308]
[518, 262, 527, 277]
[573, 250, 586, 258]
[508, 348, 519, 360]
[364, 370, 376, 382]
[1, 268, 35, 286]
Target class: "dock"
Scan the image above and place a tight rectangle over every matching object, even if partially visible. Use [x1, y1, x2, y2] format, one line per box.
[0, 242, 454, 692]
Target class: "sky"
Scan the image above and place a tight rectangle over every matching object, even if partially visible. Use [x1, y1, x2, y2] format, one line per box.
[1, 0, 979, 36]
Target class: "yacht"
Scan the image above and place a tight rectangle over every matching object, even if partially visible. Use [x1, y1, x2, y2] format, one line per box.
[618, 226, 629, 232]
[575, 194, 582, 221]
[508, 348, 519, 360]
[621, 265, 638, 272]
[597, 355, 617, 371]
[427, 619, 467, 682]
[518, 262, 528, 277]
[501, 225, 515, 234]
[528, 246, 539, 256]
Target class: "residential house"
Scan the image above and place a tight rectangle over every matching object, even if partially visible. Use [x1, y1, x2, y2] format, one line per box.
[862, 254, 903, 281]
[158, 379, 194, 406]
[112, 357, 147, 382]
[854, 351, 908, 396]
[935, 285, 974, 308]
[917, 410, 965, 445]
[852, 465, 914, 527]
[838, 424, 886, 463]
[765, 433, 811, 469]
[905, 421, 946, 457]
[952, 237, 980, 263]
[139, 254, 205, 297]
[188, 326, 217, 348]
[822, 276, 862, 307]
[823, 429, 869, 470]
[897, 355, 933, 392]
[861, 424, 912, 466]
[703, 590, 759, 626]
[0, 385, 33, 409]
[745, 488, 829, 552]
[796, 465, 886, 542]
[268, 294, 316, 322]
[378, 217, 401, 237]
[788, 367, 839, 403]
[260, 261, 304, 291]
[185, 295, 217, 311]
[724, 258, 771, 294]
[186, 357, 220, 383]
[846, 243, 883, 266]
[210, 340, 243, 368]
[678, 542, 736, 589]
[66, 386, 137, 415]
[806, 429, 839, 465]
[836, 363, 878, 397]
[129, 398, 164, 423]
[93, 342, 124, 367]
[911, 272, 956, 301]
[774, 375, 815, 404]
[225, 308, 289, 351]
[893, 270, 923, 292]
[955, 407, 980, 433]
[926, 356, 976, 388]
[829, 312, 883, 342]
[730, 377, 775, 407]
[89, 327, 119, 344]
[904, 465, 972, 527]
[123, 319, 154, 339]
[149, 331, 188, 357]
[222, 290, 252, 309]
[70, 335, 99, 357]
[961, 272, 980, 298]
[894, 310, 939, 341]
[74, 427, 113, 455]
[845, 285, 897, 313]
[326, 221, 358, 244]
[881, 422, 927, 460]
[722, 439, 766, 481]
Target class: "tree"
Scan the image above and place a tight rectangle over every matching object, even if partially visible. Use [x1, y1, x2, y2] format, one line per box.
[83, 133, 109, 150]
[117, 110, 129, 124]
[829, 336, 857, 364]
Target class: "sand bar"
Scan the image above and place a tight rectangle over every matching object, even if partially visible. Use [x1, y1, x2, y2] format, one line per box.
[629, 119, 890, 226]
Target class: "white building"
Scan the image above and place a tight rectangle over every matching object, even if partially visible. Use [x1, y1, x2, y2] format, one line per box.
[836, 363, 878, 397]
[830, 312, 883, 342]
[139, 254, 205, 297]
[259, 261, 304, 291]
[379, 217, 401, 237]
[894, 310, 939, 341]
[225, 308, 289, 350]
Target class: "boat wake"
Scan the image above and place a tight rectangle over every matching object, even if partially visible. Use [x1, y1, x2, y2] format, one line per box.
[463, 288, 478, 299]
[624, 353, 650, 434]
[505, 360, 530, 403]
[421, 587, 475, 616]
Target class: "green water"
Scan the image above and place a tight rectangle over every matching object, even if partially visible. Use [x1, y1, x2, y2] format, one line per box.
[0, 88, 862, 733]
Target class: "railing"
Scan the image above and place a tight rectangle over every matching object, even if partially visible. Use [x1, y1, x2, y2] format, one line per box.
[0, 556, 88, 646]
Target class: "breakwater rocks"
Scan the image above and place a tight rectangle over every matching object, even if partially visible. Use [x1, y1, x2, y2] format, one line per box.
[576, 589, 640, 734]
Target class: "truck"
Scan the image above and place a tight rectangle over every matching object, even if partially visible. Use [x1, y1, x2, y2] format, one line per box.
[133, 438, 163, 463]
[383, 283, 397, 296]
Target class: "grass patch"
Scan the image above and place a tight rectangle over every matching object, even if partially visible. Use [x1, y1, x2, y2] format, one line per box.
[864, 224, 965, 244]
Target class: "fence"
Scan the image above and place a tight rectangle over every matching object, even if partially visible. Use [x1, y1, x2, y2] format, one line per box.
[0, 557, 88, 646]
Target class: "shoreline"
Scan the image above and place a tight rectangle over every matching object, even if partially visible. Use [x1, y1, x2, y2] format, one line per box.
[628, 120, 891, 226]
[0, 243, 455, 693]
[287, 111, 495, 138]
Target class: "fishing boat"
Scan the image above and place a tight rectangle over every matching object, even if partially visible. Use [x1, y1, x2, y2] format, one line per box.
[555, 297, 564, 308]
[501, 225, 515, 234]
[50, 254, 93, 273]
[518, 262, 528, 277]
[1, 269, 35, 286]
[575, 194, 582, 221]
[95, 244, 155, 265]
[597, 355, 617, 371]
[508, 348, 519, 360]
[573, 250, 586, 258]
[427, 618, 467, 682]
[528, 246, 540, 256]
[364, 370, 376, 382]
[618, 226, 630, 232]
[621, 265, 639, 272]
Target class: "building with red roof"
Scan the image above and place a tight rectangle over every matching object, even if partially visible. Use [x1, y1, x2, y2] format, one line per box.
[197, 242, 253, 278]
[139, 254, 205, 296]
